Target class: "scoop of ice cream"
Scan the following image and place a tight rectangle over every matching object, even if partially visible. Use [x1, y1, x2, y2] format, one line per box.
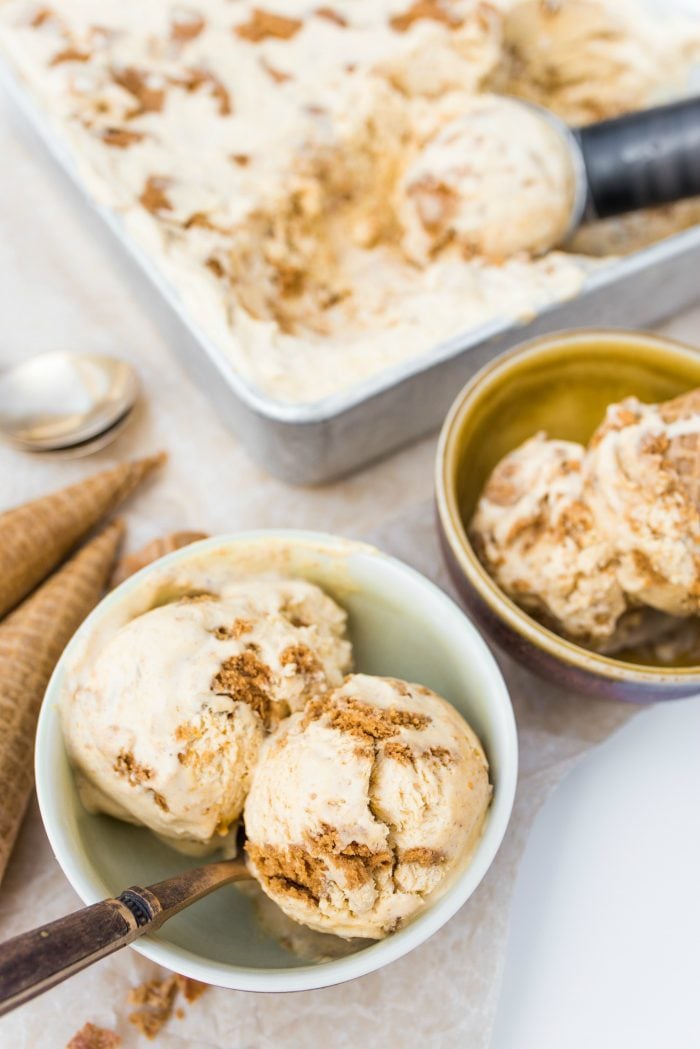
[497, 0, 685, 124]
[470, 432, 626, 643]
[244, 674, 491, 939]
[61, 580, 351, 854]
[584, 391, 700, 617]
[397, 94, 575, 263]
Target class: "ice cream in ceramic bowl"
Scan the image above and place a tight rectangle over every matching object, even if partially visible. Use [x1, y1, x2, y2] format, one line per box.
[35, 531, 516, 991]
[436, 329, 700, 702]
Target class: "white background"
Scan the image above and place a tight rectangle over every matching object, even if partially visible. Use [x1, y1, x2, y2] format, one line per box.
[492, 694, 700, 1049]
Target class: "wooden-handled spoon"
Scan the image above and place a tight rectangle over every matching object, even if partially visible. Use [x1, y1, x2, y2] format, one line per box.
[0, 857, 250, 1017]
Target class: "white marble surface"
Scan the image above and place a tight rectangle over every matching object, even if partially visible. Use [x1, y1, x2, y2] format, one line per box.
[2, 79, 700, 1049]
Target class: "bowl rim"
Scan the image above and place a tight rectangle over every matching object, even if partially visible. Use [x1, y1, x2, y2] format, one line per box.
[436, 327, 700, 685]
[35, 528, 518, 992]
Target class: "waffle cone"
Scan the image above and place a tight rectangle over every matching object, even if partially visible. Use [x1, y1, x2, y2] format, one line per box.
[0, 519, 124, 883]
[0, 453, 165, 619]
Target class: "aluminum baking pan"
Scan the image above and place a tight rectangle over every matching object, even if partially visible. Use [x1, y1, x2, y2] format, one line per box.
[3, 59, 700, 485]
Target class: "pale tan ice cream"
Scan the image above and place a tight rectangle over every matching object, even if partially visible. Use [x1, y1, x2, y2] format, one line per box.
[244, 674, 491, 940]
[470, 388, 700, 649]
[470, 432, 626, 644]
[398, 94, 576, 263]
[585, 390, 700, 617]
[60, 580, 351, 854]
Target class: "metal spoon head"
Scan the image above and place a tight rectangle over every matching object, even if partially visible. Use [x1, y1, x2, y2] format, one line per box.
[0, 351, 138, 452]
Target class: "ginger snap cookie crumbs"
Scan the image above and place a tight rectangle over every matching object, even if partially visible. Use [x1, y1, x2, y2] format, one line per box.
[426, 745, 454, 767]
[171, 68, 232, 116]
[113, 749, 153, 785]
[399, 846, 446, 866]
[213, 616, 254, 640]
[383, 740, 414, 765]
[389, 0, 463, 33]
[128, 973, 207, 1039]
[314, 7, 348, 27]
[50, 46, 89, 65]
[260, 57, 293, 84]
[139, 176, 173, 213]
[30, 6, 55, 27]
[280, 642, 321, 675]
[112, 67, 166, 116]
[212, 651, 273, 725]
[235, 8, 302, 41]
[66, 1023, 121, 1049]
[98, 127, 145, 148]
[171, 9, 205, 42]
[303, 694, 430, 740]
[247, 842, 328, 902]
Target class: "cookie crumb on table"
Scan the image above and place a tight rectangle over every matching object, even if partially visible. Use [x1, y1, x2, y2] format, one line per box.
[66, 1023, 121, 1049]
[128, 972, 208, 1039]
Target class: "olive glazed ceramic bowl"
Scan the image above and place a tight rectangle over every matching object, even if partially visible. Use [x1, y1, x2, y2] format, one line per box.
[36, 531, 517, 992]
[436, 328, 700, 702]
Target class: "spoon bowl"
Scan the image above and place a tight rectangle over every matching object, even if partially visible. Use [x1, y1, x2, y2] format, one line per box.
[0, 352, 138, 452]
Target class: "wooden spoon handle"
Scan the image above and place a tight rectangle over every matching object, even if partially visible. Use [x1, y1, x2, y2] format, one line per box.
[0, 892, 149, 1017]
[0, 857, 248, 1017]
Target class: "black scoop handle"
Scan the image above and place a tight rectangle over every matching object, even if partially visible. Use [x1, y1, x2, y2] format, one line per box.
[576, 96, 700, 220]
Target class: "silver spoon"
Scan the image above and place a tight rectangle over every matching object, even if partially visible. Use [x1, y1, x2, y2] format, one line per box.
[0, 856, 250, 1016]
[0, 352, 138, 453]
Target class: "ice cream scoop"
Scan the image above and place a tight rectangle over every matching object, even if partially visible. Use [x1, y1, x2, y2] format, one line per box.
[244, 674, 491, 940]
[60, 580, 351, 855]
[398, 93, 700, 262]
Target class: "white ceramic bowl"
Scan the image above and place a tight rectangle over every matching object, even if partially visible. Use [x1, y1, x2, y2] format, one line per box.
[35, 531, 517, 992]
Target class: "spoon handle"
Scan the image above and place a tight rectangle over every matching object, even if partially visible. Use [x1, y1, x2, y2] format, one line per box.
[0, 894, 148, 1017]
[0, 859, 248, 1017]
[577, 96, 700, 220]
